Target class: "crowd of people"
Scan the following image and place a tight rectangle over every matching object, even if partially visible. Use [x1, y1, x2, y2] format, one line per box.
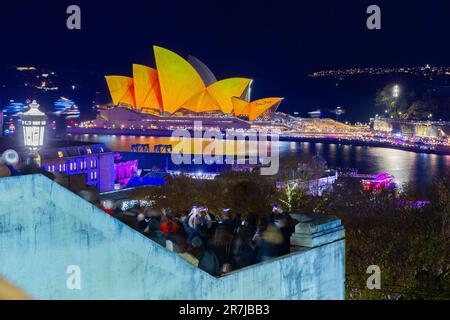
[108, 203, 295, 277]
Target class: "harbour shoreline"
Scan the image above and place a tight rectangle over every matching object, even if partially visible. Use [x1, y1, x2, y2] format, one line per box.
[67, 127, 450, 156]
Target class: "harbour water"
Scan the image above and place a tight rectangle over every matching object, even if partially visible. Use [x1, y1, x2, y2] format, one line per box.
[69, 134, 450, 189]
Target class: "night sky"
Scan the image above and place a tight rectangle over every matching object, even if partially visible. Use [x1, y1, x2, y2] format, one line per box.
[1, 0, 450, 118]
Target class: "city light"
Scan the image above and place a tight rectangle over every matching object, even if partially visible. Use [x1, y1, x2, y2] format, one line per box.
[393, 84, 400, 98]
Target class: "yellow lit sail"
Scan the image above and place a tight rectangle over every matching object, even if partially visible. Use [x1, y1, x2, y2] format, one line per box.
[132, 64, 163, 112]
[105, 76, 136, 108]
[248, 98, 283, 121]
[180, 90, 221, 113]
[104, 46, 282, 121]
[231, 96, 250, 117]
[207, 78, 252, 114]
[153, 46, 206, 114]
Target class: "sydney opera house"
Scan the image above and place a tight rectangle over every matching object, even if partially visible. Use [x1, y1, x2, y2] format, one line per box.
[77, 46, 284, 132]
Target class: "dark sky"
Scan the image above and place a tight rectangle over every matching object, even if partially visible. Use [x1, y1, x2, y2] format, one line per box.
[1, 0, 450, 116]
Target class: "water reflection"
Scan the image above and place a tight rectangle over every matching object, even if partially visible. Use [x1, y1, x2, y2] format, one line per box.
[70, 134, 450, 188]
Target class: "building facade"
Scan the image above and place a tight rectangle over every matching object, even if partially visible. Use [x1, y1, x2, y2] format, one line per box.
[39, 142, 115, 193]
[373, 117, 450, 138]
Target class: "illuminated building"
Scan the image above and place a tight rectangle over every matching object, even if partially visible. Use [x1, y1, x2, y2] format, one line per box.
[73, 46, 283, 133]
[113, 157, 139, 189]
[105, 46, 282, 118]
[39, 142, 115, 192]
[362, 172, 395, 191]
[0, 138, 115, 192]
[373, 117, 450, 138]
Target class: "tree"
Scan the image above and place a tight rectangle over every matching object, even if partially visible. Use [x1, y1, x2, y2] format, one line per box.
[327, 177, 449, 300]
[278, 182, 298, 213]
[376, 84, 414, 119]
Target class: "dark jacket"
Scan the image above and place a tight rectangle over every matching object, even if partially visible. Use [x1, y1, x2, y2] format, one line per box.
[231, 238, 256, 269]
[148, 230, 166, 247]
[256, 240, 281, 261]
[198, 248, 221, 276]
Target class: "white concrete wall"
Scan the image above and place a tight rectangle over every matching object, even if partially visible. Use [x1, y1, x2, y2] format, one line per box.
[0, 174, 345, 300]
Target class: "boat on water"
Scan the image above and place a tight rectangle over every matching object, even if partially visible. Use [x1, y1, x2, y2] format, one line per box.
[53, 97, 80, 118]
[2, 101, 26, 116]
[54, 97, 75, 111]
[63, 105, 81, 118]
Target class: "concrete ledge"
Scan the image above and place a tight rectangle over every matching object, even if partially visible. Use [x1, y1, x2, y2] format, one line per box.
[290, 213, 345, 248]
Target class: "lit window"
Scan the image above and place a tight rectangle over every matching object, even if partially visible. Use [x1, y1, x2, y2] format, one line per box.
[59, 164, 62, 171]
[58, 151, 63, 158]
[74, 162, 77, 170]
[70, 163, 73, 171]
[86, 148, 92, 154]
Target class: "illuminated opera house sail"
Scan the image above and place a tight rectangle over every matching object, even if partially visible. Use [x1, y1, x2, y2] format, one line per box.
[105, 46, 283, 122]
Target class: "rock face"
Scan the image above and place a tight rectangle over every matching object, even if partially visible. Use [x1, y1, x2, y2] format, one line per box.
[0, 174, 346, 300]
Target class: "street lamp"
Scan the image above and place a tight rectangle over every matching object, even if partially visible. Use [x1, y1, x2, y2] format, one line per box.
[21, 100, 47, 166]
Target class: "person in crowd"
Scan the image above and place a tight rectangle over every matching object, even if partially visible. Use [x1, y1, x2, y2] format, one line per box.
[99, 199, 116, 216]
[160, 214, 180, 238]
[274, 210, 295, 255]
[160, 212, 187, 252]
[198, 238, 221, 276]
[184, 206, 212, 242]
[136, 212, 150, 232]
[256, 224, 284, 262]
[178, 236, 203, 267]
[115, 210, 140, 230]
[252, 217, 268, 245]
[211, 224, 234, 267]
[142, 208, 166, 247]
[231, 229, 256, 269]
[245, 212, 257, 238]
[0, 164, 11, 178]
[220, 263, 233, 276]
[218, 208, 236, 235]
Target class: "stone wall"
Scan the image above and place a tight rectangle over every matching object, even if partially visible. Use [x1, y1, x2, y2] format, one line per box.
[0, 174, 345, 300]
